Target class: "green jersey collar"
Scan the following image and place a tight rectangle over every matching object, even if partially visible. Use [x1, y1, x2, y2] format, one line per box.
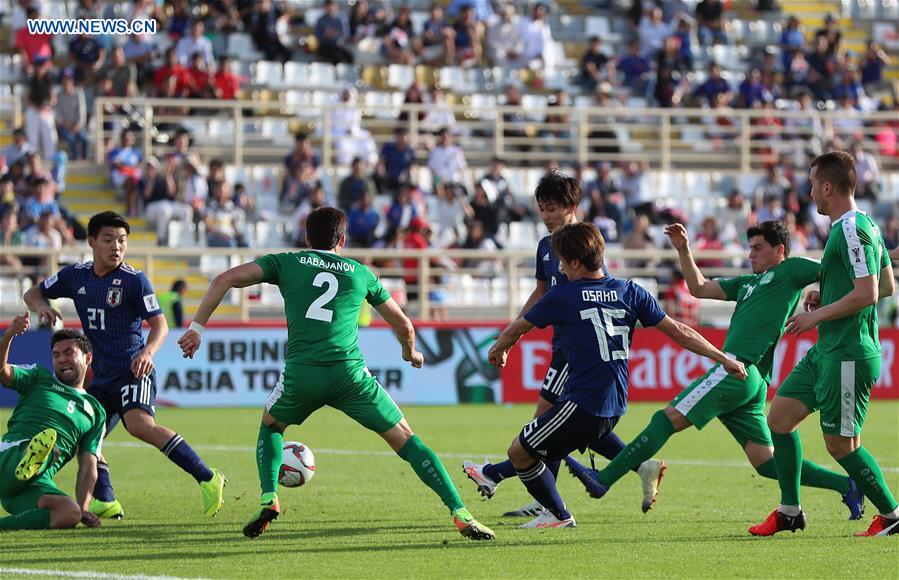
[831, 208, 866, 227]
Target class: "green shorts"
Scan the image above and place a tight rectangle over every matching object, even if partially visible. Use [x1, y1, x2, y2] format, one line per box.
[776, 346, 879, 437]
[265, 360, 404, 434]
[671, 361, 772, 447]
[0, 439, 67, 516]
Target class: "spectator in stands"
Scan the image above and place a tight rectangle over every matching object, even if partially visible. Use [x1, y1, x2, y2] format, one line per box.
[204, 180, 247, 247]
[184, 52, 214, 99]
[23, 178, 73, 245]
[419, 3, 455, 66]
[376, 128, 415, 197]
[755, 194, 786, 224]
[290, 183, 330, 247]
[316, 0, 353, 65]
[386, 182, 422, 238]
[695, 0, 727, 46]
[330, 87, 378, 166]
[780, 15, 804, 70]
[461, 219, 500, 274]
[348, 0, 382, 41]
[487, 3, 524, 69]
[233, 183, 258, 223]
[284, 132, 320, 174]
[620, 160, 651, 215]
[861, 41, 894, 99]
[833, 66, 865, 104]
[694, 215, 725, 268]
[167, 0, 192, 39]
[806, 35, 836, 102]
[427, 128, 468, 192]
[815, 13, 842, 57]
[616, 40, 652, 97]
[24, 209, 64, 250]
[398, 82, 427, 126]
[852, 141, 880, 201]
[719, 189, 751, 244]
[832, 95, 863, 137]
[656, 35, 689, 78]
[338, 157, 377, 212]
[453, 4, 485, 68]
[469, 182, 499, 240]
[179, 153, 209, 216]
[737, 67, 771, 109]
[421, 86, 457, 134]
[213, 56, 245, 100]
[100, 46, 138, 99]
[884, 216, 899, 250]
[691, 62, 732, 107]
[754, 164, 791, 201]
[249, 0, 291, 63]
[623, 213, 658, 269]
[432, 183, 472, 246]
[583, 176, 622, 244]
[543, 89, 573, 153]
[783, 48, 810, 94]
[15, 6, 52, 71]
[176, 20, 215, 69]
[519, 3, 554, 71]
[205, 0, 241, 36]
[579, 36, 615, 92]
[154, 47, 189, 99]
[783, 211, 808, 254]
[638, 7, 673, 57]
[663, 270, 701, 327]
[673, 16, 695, 71]
[55, 69, 88, 161]
[2, 128, 36, 169]
[140, 156, 192, 245]
[281, 160, 319, 211]
[108, 128, 142, 198]
[25, 55, 56, 161]
[501, 84, 530, 156]
[0, 209, 25, 274]
[873, 106, 898, 158]
[654, 65, 687, 107]
[122, 33, 156, 89]
[382, 6, 416, 65]
[68, 33, 106, 85]
[347, 189, 380, 248]
[158, 280, 186, 329]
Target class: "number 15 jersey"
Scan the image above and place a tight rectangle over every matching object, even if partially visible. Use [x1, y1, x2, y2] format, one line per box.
[255, 250, 391, 365]
[524, 276, 666, 417]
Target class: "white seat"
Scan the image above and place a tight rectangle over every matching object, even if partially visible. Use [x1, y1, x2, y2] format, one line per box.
[308, 62, 337, 88]
[0, 278, 21, 307]
[585, 16, 610, 37]
[508, 222, 538, 249]
[254, 61, 284, 87]
[380, 278, 407, 307]
[200, 255, 230, 275]
[227, 33, 262, 60]
[467, 93, 497, 119]
[387, 64, 415, 90]
[166, 221, 196, 248]
[254, 221, 286, 249]
[260, 284, 285, 306]
[284, 62, 309, 86]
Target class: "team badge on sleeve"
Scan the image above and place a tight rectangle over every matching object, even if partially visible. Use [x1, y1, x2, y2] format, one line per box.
[143, 294, 160, 312]
[43, 273, 58, 288]
[107, 287, 123, 307]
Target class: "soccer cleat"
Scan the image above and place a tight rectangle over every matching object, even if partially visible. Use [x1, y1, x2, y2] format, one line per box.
[15, 428, 58, 482]
[563, 456, 609, 499]
[462, 460, 499, 499]
[502, 499, 544, 518]
[89, 498, 125, 520]
[841, 479, 865, 521]
[748, 509, 807, 536]
[243, 492, 280, 539]
[200, 468, 227, 518]
[854, 515, 899, 537]
[637, 459, 666, 513]
[452, 508, 496, 541]
[520, 510, 576, 529]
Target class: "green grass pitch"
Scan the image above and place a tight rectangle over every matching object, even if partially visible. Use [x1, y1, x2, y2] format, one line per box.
[1, 402, 897, 579]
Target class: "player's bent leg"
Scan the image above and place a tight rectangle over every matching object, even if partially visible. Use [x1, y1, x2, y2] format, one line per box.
[38, 494, 82, 529]
[508, 438, 574, 528]
[243, 413, 288, 539]
[14, 428, 58, 482]
[831, 439, 899, 535]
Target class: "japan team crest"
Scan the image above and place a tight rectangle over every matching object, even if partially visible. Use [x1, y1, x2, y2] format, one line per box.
[106, 287, 123, 307]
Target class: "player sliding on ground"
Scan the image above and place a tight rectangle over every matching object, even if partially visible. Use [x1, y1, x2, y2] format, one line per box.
[23, 212, 226, 520]
[179, 207, 495, 541]
[0, 315, 105, 530]
[487, 222, 747, 528]
[463, 170, 665, 518]
[561, 220, 865, 519]
[750, 152, 898, 537]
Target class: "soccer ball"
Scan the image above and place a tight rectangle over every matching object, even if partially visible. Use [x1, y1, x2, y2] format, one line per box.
[278, 441, 316, 488]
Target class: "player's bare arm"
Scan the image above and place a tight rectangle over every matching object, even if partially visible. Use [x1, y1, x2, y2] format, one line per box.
[75, 451, 101, 528]
[0, 312, 30, 387]
[785, 275, 877, 335]
[488, 317, 534, 368]
[655, 316, 747, 379]
[665, 223, 726, 300]
[879, 262, 895, 299]
[23, 284, 63, 326]
[179, 262, 265, 359]
[890, 247, 899, 262]
[516, 280, 547, 318]
[374, 298, 423, 368]
[132, 313, 167, 379]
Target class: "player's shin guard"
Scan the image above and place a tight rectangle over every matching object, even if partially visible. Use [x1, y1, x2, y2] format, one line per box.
[771, 431, 802, 507]
[837, 446, 899, 515]
[516, 461, 571, 521]
[256, 424, 283, 495]
[161, 434, 214, 483]
[93, 460, 116, 502]
[597, 410, 675, 486]
[398, 435, 465, 513]
[0, 508, 51, 530]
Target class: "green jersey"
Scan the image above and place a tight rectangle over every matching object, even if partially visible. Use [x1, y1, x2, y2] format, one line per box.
[255, 250, 392, 365]
[3, 364, 106, 477]
[717, 257, 821, 382]
[817, 210, 889, 360]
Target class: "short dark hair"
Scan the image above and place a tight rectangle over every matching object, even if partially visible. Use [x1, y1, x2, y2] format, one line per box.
[811, 151, 856, 196]
[172, 279, 187, 293]
[551, 222, 605, 272]
[746, 220, 791, 257]
[51, 329, 92, 355]
[306, 207, 347, 250]
[535, 169, 581, 208]
[88, 212, 131, 238]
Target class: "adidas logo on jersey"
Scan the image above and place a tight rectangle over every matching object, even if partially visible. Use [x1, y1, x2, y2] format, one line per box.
[543, 253, 550, 261]
[77, 287, 87, 295]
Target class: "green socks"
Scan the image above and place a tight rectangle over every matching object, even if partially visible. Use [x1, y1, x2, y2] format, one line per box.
[755, 458, 850, 495]
[397, 435, 464, 513]
[837, 446, 899, 515]
[0, 507, 52, 530]
[257, 423, 283, 495]
[772, 430, 802, 506]
[597, 410, 675, 487]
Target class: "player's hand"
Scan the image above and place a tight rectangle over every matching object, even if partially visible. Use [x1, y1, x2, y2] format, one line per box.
[804, 290, 821, 312]
[722, 357, 747, 380]
[785, 311, 820, 335]
[3, 312, 30, 337]
[178, 329, 202, 359]
[36, 305, 62, 327]
[80, 511, 101, 528]
[130, 348, 155, 378]
[664, 223, 690, 252]
[488, 347, 508, 368]
[403, 350, 424, 369]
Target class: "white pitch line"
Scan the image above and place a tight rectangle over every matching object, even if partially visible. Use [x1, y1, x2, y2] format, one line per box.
[102, 441, 899, 472]
[0, 568, 194, 580]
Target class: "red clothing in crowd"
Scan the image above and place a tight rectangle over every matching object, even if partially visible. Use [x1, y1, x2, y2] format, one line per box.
[663, 279, 701, 328]
[154, 63, 189, 96]
[15, 28, 52, 64]
[185, 65, 212, 97]
[213, 71, 244, 100]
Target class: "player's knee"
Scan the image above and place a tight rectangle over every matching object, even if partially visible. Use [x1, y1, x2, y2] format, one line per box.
[124, 418, 154, 441]
[50, 502, 81, 529]
[824, 436, 855, 459]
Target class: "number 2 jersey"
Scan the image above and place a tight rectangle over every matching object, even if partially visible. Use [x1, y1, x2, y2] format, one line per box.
[40, 261, 163, 386]
[255, 250, 391, 365]
[524, 276, 666, 417]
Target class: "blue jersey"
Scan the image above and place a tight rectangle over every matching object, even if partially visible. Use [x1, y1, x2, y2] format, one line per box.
[40, 261, 162, 386]
[524, 276, 666, 417]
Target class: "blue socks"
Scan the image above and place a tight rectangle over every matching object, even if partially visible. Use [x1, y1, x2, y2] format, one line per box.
[485, 459, 560, 483]
[93, 460, 116, 502]
[162, 434, 214, 483]
[516, 461, 570, 520]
